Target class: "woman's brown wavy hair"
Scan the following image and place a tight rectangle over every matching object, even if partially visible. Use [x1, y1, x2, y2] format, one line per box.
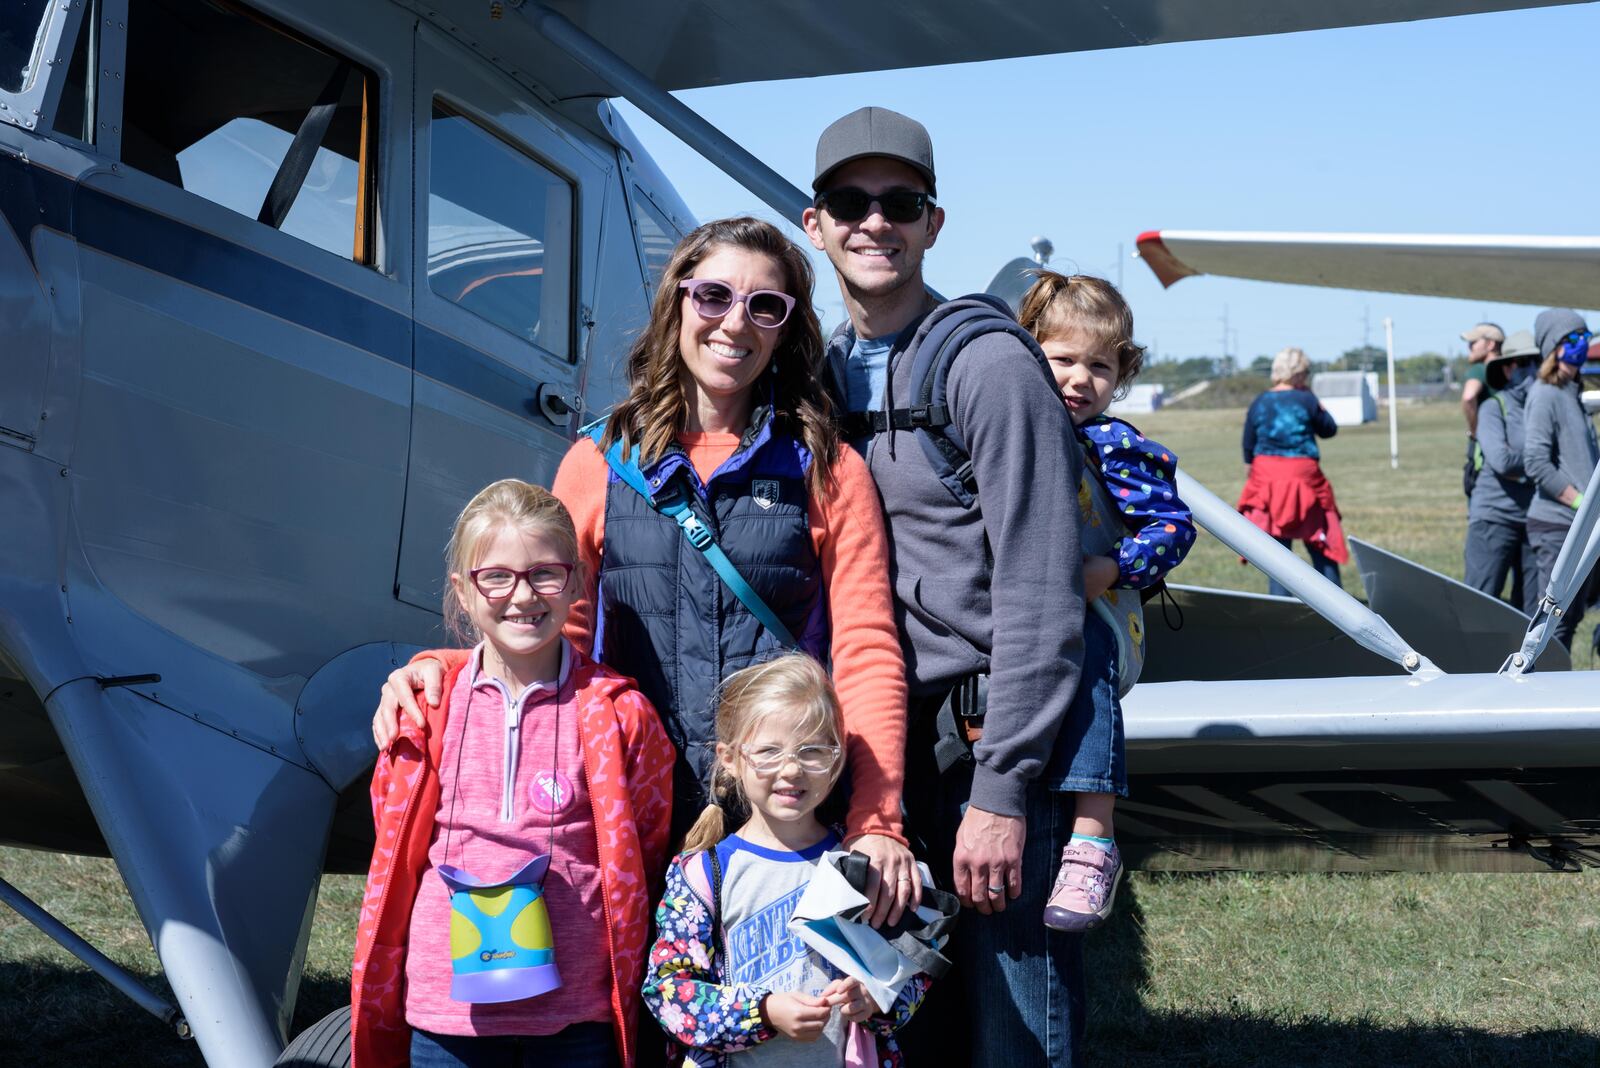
[599, 216, 837, 493]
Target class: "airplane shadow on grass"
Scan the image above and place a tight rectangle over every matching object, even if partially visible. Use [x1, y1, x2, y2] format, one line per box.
[1083, 880, 1599, 1068]
[2, 888, 1595, 1067]
[0, 961, 353, 1067]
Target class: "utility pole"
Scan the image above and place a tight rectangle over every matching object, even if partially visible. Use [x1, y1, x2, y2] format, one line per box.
[1384, 316, 1399, 468]
[1221, 305, 1230, 363]
[1362, 305, 1371, 349]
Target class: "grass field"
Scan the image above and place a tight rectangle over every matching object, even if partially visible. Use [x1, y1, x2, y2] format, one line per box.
[2, 401, 1596, 1066]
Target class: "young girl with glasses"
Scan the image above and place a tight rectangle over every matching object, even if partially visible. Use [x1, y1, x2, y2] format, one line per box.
[373, 217, 921, 930]
[644, 654, 929, 1066]
[351, 479, 674, 1068]
[1015, 273, 1197, 933]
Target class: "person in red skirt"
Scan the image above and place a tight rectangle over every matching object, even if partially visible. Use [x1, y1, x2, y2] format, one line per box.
[1237, 346, 1347, 595]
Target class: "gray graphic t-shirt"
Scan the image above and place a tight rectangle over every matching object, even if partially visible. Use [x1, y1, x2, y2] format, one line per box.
[705, 832, 845, 1066]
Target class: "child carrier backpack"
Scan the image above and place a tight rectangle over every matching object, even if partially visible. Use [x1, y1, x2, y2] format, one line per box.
[839, 295, 1145, 695]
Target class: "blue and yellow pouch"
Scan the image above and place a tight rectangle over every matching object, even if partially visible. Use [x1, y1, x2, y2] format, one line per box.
[436, 855, 560, 1003]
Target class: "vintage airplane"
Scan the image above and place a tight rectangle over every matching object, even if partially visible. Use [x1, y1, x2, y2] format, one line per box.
[2, 0, 1597, 1065]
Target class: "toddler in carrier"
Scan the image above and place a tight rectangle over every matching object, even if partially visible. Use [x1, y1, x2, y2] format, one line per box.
[1017, 272, 1197, 931]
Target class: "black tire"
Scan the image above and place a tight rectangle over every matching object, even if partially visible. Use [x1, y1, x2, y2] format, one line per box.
[274, 1005, 351, 1067]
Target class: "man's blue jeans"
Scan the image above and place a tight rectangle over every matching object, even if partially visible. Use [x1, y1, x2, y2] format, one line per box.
[900, 712, 1087, 1066]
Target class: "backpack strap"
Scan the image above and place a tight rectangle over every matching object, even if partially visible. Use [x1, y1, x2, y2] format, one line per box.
[851, 295, 1055, 508]
[706, 846, 725, 973]
[585, 422, 799, 649]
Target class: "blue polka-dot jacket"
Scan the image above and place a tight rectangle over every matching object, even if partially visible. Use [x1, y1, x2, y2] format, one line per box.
[1077, 416, 1197, 589]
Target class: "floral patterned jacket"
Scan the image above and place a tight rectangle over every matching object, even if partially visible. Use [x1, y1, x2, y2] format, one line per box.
[350, 648, 674, 1068]
[643, 850, 930, 1066]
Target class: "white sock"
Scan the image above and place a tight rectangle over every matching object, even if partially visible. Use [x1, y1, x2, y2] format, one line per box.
[1069, 833, 1115, 853]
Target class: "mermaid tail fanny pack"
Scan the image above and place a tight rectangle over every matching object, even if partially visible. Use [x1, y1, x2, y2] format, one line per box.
[437, 855, 561, 1003]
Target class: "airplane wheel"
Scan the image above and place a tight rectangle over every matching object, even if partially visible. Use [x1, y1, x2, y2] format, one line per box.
[274, 1005, 351, 1067]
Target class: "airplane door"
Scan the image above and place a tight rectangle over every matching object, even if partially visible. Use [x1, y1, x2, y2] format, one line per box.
[396, 25, 609, 612]
[66, 0, 419, 677]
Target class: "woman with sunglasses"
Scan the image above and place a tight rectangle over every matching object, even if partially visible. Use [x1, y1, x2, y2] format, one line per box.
[1523, 308, 1599, 652]
[374, 217, 921, 929]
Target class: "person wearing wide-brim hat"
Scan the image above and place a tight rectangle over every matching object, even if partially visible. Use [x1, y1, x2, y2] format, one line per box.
[1465, 330, 1541, 616]
[1522, 309, 1598, 652]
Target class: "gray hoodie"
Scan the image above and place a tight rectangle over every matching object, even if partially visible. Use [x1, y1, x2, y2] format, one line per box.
[1523, 378, 1599, 529]
[1468, 377, 1535, 526]
[827, 301, 1086, 818]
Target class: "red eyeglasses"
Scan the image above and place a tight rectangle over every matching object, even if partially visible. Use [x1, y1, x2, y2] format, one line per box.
[468, 563, 574, 599]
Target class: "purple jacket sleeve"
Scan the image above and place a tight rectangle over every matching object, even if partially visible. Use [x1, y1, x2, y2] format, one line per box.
[947, 334, 1086, 818]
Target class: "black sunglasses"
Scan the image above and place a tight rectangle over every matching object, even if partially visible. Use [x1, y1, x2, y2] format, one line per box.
[815, 187, 934, 224]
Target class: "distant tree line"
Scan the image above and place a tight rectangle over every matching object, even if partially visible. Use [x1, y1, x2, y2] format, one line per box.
[1142, 345, 1465, 390]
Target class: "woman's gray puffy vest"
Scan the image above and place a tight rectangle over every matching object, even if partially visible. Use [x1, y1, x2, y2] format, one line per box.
[1076, 441, 1145, 696]
[596, 409, 829, 813]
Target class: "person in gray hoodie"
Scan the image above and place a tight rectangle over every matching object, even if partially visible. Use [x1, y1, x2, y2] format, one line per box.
[1465, 330, 1540, 615]
[802, 108, 1089, 1067]
[1522, 308, 1598, 651]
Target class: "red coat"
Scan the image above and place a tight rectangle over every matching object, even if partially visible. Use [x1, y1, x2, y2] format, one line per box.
[350, 648, 674, 1068]
[1237, 454, 1349, 565]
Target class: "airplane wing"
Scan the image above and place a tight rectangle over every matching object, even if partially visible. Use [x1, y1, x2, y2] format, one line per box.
[446, 1, 1584, 96]
[1350, 535, 1571, 671]
[1122, 670, 1600, 872]
[1136, 229, 1600, 307]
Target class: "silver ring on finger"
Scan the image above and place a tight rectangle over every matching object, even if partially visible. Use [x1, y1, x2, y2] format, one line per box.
[986, 883, 1006, 895]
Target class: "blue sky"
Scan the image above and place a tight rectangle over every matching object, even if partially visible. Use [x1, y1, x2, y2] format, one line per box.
[617, 2, 1599, 363]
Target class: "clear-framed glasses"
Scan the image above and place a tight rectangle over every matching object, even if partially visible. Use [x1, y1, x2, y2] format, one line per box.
[739, 742, 842, 774]
[468, 563, 574, 599]
[678, 278, 797, 329]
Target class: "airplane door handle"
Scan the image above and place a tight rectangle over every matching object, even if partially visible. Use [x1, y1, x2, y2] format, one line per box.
[532, 383, 576, 427]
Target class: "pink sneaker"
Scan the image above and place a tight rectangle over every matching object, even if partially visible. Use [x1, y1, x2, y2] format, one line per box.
[1043, 841, 1122, 932]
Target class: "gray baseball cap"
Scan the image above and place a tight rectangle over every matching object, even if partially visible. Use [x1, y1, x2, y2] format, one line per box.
[813, 107, 936, 196]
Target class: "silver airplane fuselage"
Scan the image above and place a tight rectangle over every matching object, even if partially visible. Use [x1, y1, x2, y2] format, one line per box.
[1, 0, 688, 1062]
[3, 1, 1599, 1065]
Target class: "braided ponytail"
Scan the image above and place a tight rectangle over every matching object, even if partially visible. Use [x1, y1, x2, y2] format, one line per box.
[681, 761, 741, 854]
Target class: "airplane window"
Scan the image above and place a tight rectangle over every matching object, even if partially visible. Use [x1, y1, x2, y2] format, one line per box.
[0, 0, 51, 93]
[122, 0, 377, 265]
[428, 103, 573, 359]
[51, 3, 93, 143]
[631, 186, 681, 289]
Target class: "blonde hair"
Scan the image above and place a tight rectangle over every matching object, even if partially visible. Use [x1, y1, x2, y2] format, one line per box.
[443, 479, 580, 645]
[680, 654, 846, 854]
[1537, 352, 1569, 385]
[1271, 347, 1311, 386]
[1016, 271, 1146, 398]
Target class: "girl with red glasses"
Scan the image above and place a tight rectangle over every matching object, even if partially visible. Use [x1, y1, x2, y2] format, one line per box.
[373, 217, 921, 947]
[352, 479, 674, 1068]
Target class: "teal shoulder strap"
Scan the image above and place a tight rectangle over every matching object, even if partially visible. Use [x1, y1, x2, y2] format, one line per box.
[586, 423, 798, 649]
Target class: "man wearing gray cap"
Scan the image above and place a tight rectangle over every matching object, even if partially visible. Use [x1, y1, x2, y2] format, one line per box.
[802, 107, 1089, 1066]
[1460, 321, 1504, 436]
[1522, 308, 1598, 651]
